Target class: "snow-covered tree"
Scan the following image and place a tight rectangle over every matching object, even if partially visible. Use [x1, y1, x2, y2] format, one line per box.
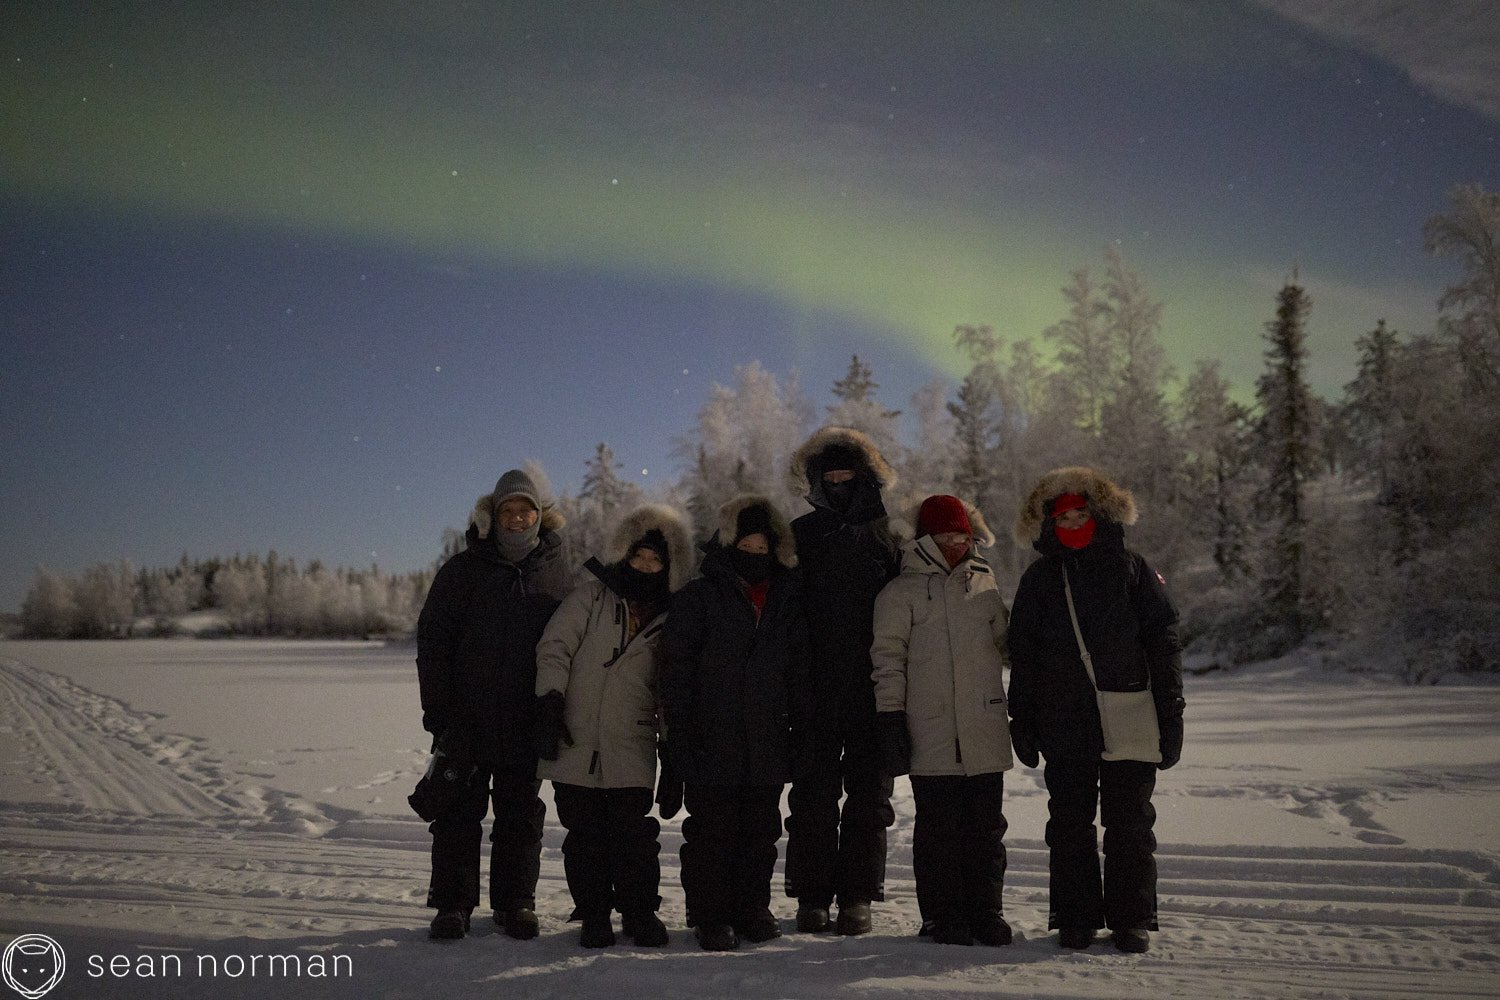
[946, 325, 1007, 525]
[1425, 183, 1500, 389]
[1180, 360, 1251, 583]
[1098, 247, 1176, 498]
[900, 377, 957, 504]
[1044, 268, 1115, 438]
[826, 355, 903, 466]
[1253, 277, 1318, 645]
[571, 441, 645, 562]
[674, 360, 811, 535]
[19, 569, 78, 638]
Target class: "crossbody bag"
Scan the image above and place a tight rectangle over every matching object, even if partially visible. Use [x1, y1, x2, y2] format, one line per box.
[1062, 564, 1162, 764]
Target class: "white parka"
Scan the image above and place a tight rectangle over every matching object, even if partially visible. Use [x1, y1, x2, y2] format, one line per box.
[534, 504, 693, 790]
[870, 535, 1013, 777]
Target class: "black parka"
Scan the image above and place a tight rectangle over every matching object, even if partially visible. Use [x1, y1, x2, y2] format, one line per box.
[792, 508, 901, 728]
[1006, 520, 1183, 761]
[659, 543, 814, 786]
[416, 523, 571, 773]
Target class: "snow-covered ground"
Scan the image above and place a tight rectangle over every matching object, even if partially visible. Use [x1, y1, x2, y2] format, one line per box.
[2, 639, 1498, 999]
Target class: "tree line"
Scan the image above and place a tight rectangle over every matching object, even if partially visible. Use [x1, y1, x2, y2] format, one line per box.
[19, 185, 1500, 677]
[19, 553, 434, 639]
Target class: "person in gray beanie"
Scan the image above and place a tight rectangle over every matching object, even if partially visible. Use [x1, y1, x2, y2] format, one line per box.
[416, 467, 572, 940]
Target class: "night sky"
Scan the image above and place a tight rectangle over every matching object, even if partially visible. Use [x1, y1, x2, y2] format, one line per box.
[4, 1, 1498, 610]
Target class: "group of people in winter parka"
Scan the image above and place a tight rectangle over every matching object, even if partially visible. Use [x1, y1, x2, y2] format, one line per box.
[414, 434, 1184, 956]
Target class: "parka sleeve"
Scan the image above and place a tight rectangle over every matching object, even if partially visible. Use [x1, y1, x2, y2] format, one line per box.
[535, 581, 596, 698]
[869, 579, 913, 714]
[659, 580, 709, 733]
[991, 588, 1011, 668]
[1005, 565, 1041, 726]
[415, 557, 466, 736]
[785, 590, 815, 739]
[1131, 554, 1184, 719]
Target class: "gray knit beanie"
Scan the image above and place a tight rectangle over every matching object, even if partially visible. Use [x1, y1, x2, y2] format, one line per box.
[492, 469, 541, 512]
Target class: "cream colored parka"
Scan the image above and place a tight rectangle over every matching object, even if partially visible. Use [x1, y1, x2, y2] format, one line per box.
[870, 535, 1013, 777]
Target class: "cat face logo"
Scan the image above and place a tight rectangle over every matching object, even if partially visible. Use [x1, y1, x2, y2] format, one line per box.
[2, 935, 65, 999]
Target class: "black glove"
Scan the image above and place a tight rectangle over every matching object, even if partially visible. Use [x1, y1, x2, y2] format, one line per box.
[1010, 716, 1040, 768]
[655, 759, 685, 820]
[408, 727, 478, 822]
[1157, 714, 1184, 770]
[533, 690, 573, 761]
[876, 711, 911, 777]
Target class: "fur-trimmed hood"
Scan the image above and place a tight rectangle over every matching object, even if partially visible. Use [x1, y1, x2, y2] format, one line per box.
[604, 503, 696, 594]
[468, 469, 566, 539]
[787, 426, 898, 497]
[904, 498, 997, 549]
[715, 494, 798, 569]
[1012, 466, 1137, 548]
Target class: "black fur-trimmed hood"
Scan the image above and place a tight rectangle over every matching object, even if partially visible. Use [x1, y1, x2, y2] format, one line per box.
[787, 426, 898, 497]
[604, 503, 696, 594]
[1013, 466, 1137, 548]
[716, 494, 798, 569]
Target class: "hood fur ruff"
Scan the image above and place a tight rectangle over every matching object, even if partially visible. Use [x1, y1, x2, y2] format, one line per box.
[787, 426, 898, 497]
[1013, 466, 1137, 548]
[605, 503, 696, 594]
[904, 498, 997, 549]
[469, 479, 566, 540]
[717, 494, 798, 569]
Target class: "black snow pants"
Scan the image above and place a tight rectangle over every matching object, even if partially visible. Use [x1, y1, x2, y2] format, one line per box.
[784, 716, 895, 907]
[1043, 757, 1158, 931]
[910, 772, 1008, 926]
[427, 766, 545, 913]
[680, 783, 784, 927]
[552, 782, 662, 920]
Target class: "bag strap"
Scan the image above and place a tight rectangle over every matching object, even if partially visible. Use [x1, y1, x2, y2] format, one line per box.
[1061, 564, 1099, 691]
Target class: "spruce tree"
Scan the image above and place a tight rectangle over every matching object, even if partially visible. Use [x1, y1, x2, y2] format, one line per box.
[947, 325, 1004, 522]
[826, 354, 902, 462]
[1253, 278, 1316, 643]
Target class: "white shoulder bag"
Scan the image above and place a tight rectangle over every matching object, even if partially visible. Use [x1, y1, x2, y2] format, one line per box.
[1062, 564, 1161, 764]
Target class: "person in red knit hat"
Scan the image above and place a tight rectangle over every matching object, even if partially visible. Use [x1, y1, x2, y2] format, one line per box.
[870, 494, 1013, 946]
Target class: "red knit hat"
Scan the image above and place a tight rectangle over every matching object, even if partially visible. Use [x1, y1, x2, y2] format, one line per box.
[1049, 493, 1088, 517]
[917, 495, 972, 537]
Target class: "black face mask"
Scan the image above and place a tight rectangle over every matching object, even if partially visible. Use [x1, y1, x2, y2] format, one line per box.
[822, 479, 857, 512]
[730, 548, 773, 584]
[818, 474, 885, 525]
[616, 563, 669, 604]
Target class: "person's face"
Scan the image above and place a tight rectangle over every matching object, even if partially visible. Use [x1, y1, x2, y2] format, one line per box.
[822, 468, 856, 485]
[628, 548, 664, 574]
[1055, 508, 1090, 530]
[496, 497, 539, 533]
[735, 533, 770, 555]
[934, 530, 971, 552]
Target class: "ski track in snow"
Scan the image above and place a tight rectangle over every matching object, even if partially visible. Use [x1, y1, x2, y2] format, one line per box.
[2, 651, 1500, 999]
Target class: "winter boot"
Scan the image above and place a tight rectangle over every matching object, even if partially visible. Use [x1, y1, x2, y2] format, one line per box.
[1058, 927, 1094, 950]
[580, 916, 616, 948]
[970, 912, 1013, 947]
[695, 923, 740, 951]
[1113, 928, 1150, 953]
[796, 905, 831, 933]
[835, 902, 872, 936]
[735, 907, 782, 943]
[930, 920, 973, 946]
[496, 907, 539, 940]
[622, 911, 669, 947]
[428, 909, 470, 940]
